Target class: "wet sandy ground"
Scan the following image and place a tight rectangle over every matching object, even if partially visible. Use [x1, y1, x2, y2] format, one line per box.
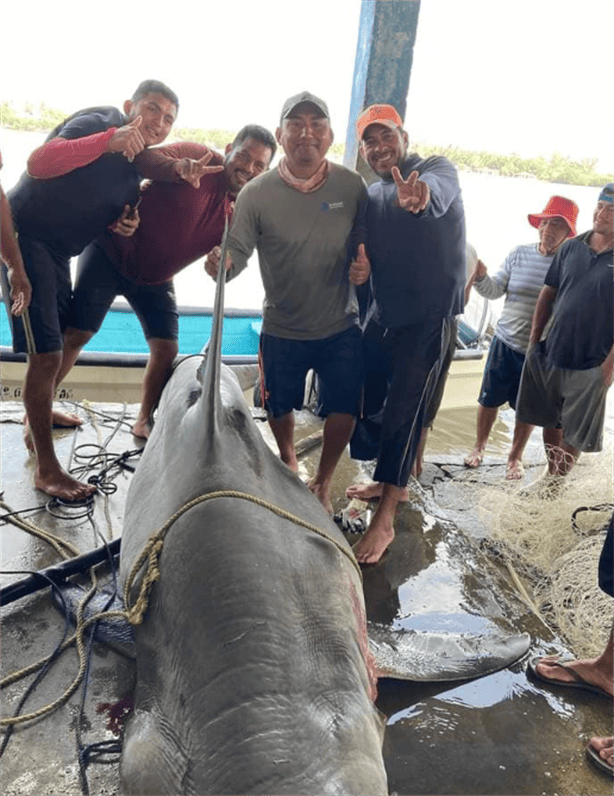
[1, 396, 612, 796]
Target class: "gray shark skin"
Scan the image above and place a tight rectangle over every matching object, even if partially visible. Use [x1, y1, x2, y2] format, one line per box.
[116, 255, 387, 796]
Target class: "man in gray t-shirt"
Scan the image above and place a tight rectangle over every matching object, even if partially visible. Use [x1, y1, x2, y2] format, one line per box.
[205, 91, 369, 513]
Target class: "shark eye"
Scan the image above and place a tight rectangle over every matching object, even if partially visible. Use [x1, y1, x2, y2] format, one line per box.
[187, 387, 202, 407]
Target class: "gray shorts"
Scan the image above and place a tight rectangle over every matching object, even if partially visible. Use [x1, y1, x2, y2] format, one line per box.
[516, 341, 609, 452]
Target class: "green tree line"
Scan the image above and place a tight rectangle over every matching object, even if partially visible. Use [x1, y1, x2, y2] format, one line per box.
[2, 102, 610, 187]
[413, 141, 612, 188]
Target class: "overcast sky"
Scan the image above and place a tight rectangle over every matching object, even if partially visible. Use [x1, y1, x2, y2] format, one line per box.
[1, 0, 612, 171]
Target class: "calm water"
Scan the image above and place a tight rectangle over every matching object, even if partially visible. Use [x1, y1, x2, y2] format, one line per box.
[0, 129, 602, 314]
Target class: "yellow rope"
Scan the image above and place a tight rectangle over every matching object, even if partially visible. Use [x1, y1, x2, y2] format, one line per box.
[1, 490, 358, 727]
[0, 569, 99, 726]
[0, 500, 80, 560]
[124, 489, 362, 625]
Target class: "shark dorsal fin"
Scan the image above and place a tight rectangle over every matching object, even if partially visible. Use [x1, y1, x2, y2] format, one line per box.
[199, 216, 229, 436]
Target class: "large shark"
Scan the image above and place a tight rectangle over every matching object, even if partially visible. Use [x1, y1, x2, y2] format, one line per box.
[115, 234, 389, 795]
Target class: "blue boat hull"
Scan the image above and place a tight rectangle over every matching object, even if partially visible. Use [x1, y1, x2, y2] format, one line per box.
[1, 303, 263, 365]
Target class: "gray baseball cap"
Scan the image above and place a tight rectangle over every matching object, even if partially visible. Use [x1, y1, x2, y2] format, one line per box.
[280, 91, 330, 123]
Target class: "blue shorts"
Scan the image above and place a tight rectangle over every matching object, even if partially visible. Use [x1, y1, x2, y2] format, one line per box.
[478, 336, 526, 409]
[69, 242, 178, 341]
[259, 326, 363, 419]
[1, 234, 71, 354]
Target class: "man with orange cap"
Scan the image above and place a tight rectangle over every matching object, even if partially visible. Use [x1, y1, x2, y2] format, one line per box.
[464, 196, 578, 479]
[345, 103, 466, 563]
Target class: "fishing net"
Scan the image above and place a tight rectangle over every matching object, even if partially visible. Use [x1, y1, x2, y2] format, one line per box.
[473, 448, 613, 658]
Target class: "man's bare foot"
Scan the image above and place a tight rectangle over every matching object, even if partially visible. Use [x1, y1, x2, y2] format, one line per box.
[345, 482, 409, 502]
[35, 468, 96, 501]
[410, 459, 423, 478]
[506, 459, 525, 480]
[533, 657, 613, 698]
[51, 409, 82, 427]
[464, 448, 484, 468]
[587, 737, 614, 771]
[132, 417, 153, 440]
[23, 410, 82, 452]
[308, 481, 333, 515]
[352, 516, 394, 564]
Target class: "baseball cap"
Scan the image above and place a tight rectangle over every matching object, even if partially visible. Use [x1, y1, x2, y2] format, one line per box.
[280, 91, 330, 124]
[356, 104, 403, 140]
[598, 183, 614, 203]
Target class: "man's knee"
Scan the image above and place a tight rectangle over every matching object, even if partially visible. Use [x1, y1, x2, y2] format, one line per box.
[148, 338, 178, 362]
[64, 327, 95, 350]
[25, 351, 63, 383]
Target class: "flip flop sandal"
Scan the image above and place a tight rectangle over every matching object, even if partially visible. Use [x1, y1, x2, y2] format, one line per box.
[527, 656, 612, 698]
[585, 742, 614, 776]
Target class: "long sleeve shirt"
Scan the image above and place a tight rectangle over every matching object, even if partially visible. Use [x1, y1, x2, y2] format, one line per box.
[474, 243, 554, 353]
[366, 154, 466, 328]
[99, 142, 232, 285]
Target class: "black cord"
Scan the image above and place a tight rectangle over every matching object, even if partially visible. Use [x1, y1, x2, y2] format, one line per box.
[0, 575, 72, 759]
[571, 503, 613, 534]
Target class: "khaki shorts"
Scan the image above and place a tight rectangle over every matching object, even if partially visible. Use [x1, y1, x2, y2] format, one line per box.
[516, 341, 609, 452]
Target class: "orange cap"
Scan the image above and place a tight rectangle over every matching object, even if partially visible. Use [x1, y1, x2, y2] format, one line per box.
[357, 104, 403, 140]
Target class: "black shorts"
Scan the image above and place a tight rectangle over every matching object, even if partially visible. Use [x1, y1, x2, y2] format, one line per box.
[259, 326, 363, 419]
[1, 234, 71, 354]
[69, 242, 178, 341]
[424, 317, 457, 427]
[599, 516, 613, 598]
[350, 316, 455, 487]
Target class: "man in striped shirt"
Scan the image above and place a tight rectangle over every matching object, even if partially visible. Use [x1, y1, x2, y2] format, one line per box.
[464, 196, 578, 478]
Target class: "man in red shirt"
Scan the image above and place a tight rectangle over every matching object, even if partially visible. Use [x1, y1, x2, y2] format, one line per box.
[55, 125, 276, 439]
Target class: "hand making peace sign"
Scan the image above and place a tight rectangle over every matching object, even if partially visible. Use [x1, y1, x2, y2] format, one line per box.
[175, 151, 225, 189]
[391, 167, 430, 214]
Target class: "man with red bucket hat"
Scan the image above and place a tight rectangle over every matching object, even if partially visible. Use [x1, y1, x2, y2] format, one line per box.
[464, 195, 579, 479]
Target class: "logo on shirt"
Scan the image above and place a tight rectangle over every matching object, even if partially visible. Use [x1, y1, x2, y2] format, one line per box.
[322, 201, 345, 211]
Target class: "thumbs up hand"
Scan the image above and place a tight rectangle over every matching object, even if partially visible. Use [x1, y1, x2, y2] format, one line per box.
[108, 115, 146, 161]
[349, 243, 371, 285]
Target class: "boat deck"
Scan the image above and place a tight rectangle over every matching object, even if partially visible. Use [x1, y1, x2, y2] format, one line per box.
[1, 397, 611, 796]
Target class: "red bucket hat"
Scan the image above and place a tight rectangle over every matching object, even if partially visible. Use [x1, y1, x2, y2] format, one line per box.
[528, 196, 578, 238]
